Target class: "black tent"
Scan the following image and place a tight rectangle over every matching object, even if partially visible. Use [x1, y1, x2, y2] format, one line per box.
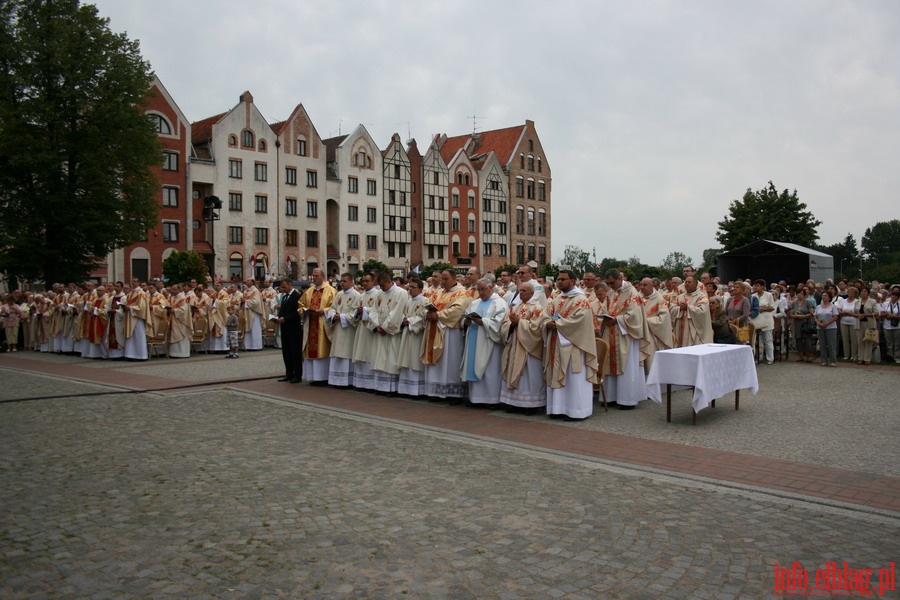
[717, 240, 833, 285]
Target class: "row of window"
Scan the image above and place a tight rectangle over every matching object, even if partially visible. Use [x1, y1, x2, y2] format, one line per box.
[224, 134, 309, 156]
[164, 185, 507, 221]
[446, 217, 508, 235]
[516, 242, 547, 265]
[161, 220, 533, 263]
[283, 167, 317, 187]
[514, 177, 546, 200]
[347, 177, 377, 195]
[519, 153, 543, 173]
[224, 227, 380, 251]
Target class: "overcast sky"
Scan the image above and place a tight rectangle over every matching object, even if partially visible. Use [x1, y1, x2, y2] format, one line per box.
[91, 0, 899, 267]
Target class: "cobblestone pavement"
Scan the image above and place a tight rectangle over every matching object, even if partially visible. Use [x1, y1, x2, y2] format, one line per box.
[1, 365, 897, 599]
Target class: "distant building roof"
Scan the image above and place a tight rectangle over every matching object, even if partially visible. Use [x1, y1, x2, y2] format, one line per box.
[441, 124, 526, 167]
[324, 135, 348, 164]
[191, 112, 227, 143]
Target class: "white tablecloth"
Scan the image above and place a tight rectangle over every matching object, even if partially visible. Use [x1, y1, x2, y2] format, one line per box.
[646, 344, 759, 413]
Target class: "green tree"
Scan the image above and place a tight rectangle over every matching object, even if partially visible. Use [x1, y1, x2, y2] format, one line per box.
[819, 233, 859, 278]
[539, 263, 559, 279]
[861, 220, 900, 261]
[715, 182, 821, 251]
[599, 257, 628, 273]
[701, 248, 724, 271]
[659, 251, 694, 278]
[359, 259, 389, 277]
[0, 0, 159, 284]
[560, 245, 592, 276]
[420, 261, 453, 279]
[162, 250, 208, 284]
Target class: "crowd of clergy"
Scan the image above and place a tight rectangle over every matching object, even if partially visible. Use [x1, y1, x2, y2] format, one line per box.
[264, 265, 675, 421]
[4, 265, 898, 421]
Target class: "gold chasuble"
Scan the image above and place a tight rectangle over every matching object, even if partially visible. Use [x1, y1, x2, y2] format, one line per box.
[420, 284, 469, 366]
[543, 291, 599, 388]
[299, 283, 337, 359]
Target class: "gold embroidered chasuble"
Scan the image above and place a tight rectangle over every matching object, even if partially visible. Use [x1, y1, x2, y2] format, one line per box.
[420, 284, 469, 366]
[598, 283, 644, 376]
[299, 283, 336, 359]
[500, 298, 547, 389]
[543, 291, 599, 388]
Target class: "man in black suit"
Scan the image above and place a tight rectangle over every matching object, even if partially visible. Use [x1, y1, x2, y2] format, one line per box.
[276, 278, 303, 383]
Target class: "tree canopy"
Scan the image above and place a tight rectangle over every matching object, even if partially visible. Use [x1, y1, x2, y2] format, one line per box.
[420, 261, 453, 279]
[0, 0, 160, 284]
[716, 182, 821, 251]
[659, 251, 694, 278]
[162, 251, 209, 285]
[560, 245, 594, 276]
[861, 220, 900, 261]
[358, 259, 389, 277]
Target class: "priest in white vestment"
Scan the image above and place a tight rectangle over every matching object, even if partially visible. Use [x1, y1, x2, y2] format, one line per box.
[543, 270, 599, 420]
[597, 270, 646, 409]
[326, 273, 361, 387]
[500, 281, 548, 412]
[242, 279, 266, 350]
[672, 276, 713, 348]
[351, 273, 381, 390]
[167, 284, 193, 358]
[422, 270, 470, 401]
[461, 279, 508, 407]
[123, 284, 149, 360]
[369, 272, 409, 393]
[105, 283, 127, 360]
[207, 283, 230, 352]
[397, 277, 429, 396]
[638, 277, 673, 374]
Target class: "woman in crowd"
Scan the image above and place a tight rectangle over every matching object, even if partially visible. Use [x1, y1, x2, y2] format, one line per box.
[814, 290, 839, 366]
[788, 287, 817, 362]
[750, 279, 776, 364]
[836, 286, 860, 362]
[709, 297, 737, 344]
[881, 286, 900, 363]
[726, 281, 751, 331]
[2, 295, 24, 352]
[855, 286, 879, 366]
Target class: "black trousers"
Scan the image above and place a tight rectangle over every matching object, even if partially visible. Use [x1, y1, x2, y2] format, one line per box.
[281, 326, 302, 379]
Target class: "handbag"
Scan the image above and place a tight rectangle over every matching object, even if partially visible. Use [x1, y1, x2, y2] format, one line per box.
[863, 328, 879, 343]
[735, 325, 750, 343]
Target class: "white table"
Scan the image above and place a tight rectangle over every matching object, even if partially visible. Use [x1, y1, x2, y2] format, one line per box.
[646, 344, 759, 424]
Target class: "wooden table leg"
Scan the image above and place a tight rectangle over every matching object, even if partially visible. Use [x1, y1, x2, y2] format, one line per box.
[711, 399, 716, 408]
[692, 408, 697, 425]
[735, 389, 740, 411]
[666, 384, 672, 422]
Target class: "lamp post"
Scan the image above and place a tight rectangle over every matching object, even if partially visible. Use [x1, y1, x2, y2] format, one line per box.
[840, 258, 849, 279]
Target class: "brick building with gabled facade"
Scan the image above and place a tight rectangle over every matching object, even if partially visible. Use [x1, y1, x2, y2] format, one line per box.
[110, 80, 551, 283]
[108, 76, 191, 283]
[437, 120, 551, 270]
